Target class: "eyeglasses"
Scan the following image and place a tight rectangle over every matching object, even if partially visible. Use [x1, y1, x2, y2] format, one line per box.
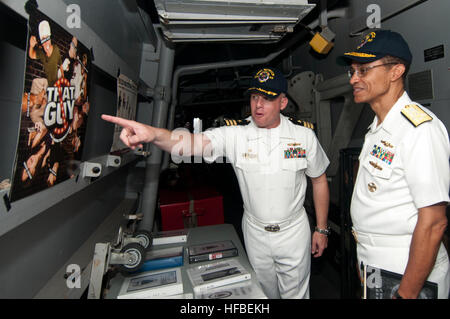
[348, 62, 398, 78]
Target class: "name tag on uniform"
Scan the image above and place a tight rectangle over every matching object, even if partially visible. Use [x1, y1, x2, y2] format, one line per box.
[242, 149, 258, 159]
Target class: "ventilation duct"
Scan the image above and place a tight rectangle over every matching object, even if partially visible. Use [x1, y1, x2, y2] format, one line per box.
[154, 0, 316, 42]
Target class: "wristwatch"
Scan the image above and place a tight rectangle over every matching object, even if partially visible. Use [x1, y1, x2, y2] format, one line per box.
[314, 226, 331, 236]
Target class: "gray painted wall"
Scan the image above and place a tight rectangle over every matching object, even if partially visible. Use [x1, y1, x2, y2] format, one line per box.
[289, 0, 450, 206]
[0, 168, 128, 298]
[0, 42, 133, 297]
[292, 0, 450, 132]
[1, 0, 153, 83]
[0, 42, 24, 183]
[0, 1, 152, 298]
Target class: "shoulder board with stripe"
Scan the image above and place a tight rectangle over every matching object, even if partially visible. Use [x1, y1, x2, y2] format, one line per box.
[400, 104, 432, 127]
[288, 118, 315, 130]
[222, 118, 250, 126]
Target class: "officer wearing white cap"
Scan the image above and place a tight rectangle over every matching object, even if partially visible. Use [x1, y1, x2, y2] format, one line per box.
[101, 67, 331, 299]
[38, 20, 51, 44]
[341, 29, 449, 299]
[28, 20, 63, 86]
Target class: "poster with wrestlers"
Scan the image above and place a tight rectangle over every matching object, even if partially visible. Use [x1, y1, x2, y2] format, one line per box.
[9, 8, 91, 202]
[110, 73, 138, 153]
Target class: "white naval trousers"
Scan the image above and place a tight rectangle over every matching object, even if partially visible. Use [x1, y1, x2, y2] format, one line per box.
[242, 209, 311, 299]
[354, 230, 450, 299]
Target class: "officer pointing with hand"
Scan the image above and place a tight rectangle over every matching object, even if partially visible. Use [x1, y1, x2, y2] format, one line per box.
[102, 67, 331, 299]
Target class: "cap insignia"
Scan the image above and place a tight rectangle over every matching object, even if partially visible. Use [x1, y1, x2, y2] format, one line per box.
[255, 68, 275, 83]
[357, 31, 377, 50]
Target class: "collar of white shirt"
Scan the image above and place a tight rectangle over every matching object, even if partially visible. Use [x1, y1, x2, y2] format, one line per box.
[368, 91, 411, 135]
[246, 114, 289, 141]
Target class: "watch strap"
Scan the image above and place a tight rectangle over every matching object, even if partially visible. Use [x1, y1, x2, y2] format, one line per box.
[315, 226, 331, 236]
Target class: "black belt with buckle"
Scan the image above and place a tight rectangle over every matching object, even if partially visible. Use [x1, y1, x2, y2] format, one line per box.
[264, 224, 280, 232]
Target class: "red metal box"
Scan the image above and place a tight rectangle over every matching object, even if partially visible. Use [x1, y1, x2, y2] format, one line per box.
[159, 187, 224, 231]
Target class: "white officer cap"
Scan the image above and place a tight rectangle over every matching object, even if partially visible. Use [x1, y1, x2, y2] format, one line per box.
[38, 20, 51, 44]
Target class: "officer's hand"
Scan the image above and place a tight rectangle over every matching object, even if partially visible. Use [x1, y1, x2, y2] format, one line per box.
[101, 114, 155, 150]
[30, 36, 37, 48]
[311, 231, 328, 258]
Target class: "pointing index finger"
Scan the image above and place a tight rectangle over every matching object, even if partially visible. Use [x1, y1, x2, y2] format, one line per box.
[101, 114, 133, 128]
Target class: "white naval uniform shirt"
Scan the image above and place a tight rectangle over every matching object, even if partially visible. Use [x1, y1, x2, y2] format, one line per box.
[351, 91, 450, 235]
[350, 91, 450, 298]
[203, 114, 329, 223]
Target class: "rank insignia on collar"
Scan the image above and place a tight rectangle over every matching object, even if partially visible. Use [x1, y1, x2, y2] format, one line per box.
[401, 104, 432, 127]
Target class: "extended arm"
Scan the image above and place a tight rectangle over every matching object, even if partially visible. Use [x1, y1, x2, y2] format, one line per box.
[29, 36, 38, 60]
[310, 173, 330, 257]
[396, 203, 447, 298]
[101, 114, 211, 157]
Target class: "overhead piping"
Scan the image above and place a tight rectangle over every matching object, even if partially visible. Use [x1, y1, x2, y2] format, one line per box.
[168, 7, 348, 130]
[160, 8, 348, 170]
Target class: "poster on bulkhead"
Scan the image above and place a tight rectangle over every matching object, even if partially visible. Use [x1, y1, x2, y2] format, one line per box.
[9, 8, 91, 202]
[110, 73, 138, 154]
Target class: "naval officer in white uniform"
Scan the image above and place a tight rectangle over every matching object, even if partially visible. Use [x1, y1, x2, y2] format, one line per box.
[342, 29, 450, 299]
[203, 68, 330, 298]
[101, 67, 331, 299]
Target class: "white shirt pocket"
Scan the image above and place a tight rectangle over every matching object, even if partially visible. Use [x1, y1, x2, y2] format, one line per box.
[281, 158, 307, 172]
[362, 158, 393, 180]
